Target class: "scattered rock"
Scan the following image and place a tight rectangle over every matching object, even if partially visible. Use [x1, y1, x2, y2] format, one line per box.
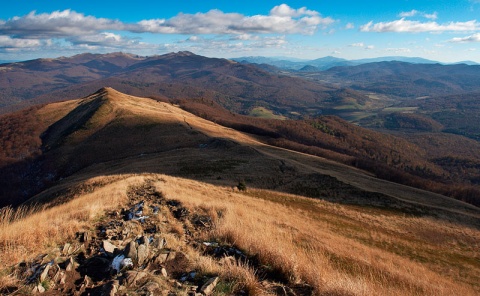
[152, 236, 167, 249]
[161, 267, 168, 277]
[103, 240, 117, 255]
[200, 276, 219, 295]
[62, 243, 71, 256]
[65, 257, 75, 271]
[124, 241, 138, 263]
[34, 283, 45, 293]
[124, 271, 147, 287]
[39, 263, 51, 282]
[8, 181, 266, 296]
[137, 243, 149, 266]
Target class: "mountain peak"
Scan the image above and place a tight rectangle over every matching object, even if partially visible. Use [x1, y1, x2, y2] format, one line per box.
[93, 86, 123, 98]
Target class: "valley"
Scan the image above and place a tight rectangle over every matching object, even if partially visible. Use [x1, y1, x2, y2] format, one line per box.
[0, 53, 479, 295]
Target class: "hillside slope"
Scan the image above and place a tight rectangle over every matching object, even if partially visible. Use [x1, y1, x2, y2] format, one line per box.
[0, 88, 478, 218]
[0, 88, 479, 295]
[0, 52, 373, 119]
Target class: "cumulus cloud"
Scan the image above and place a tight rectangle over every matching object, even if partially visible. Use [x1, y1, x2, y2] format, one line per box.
[0, 5, 334, 39]
[135, 7, 334, 35]
[448, 33, 480, 42]
[0, 10, 123, 39]
[65, 32, 151, 49]
[360, 18, 479, 33]
[0, 35, 42, 48]
[270, 4, 318, 17]
[345, 23, 354, 29]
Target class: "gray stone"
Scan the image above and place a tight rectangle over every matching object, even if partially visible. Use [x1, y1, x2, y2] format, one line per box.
[200, 277, 219, 295]
[137, 244, 149, 265]
[160, 267, 168, 277]
[65, 257, 75, 271]
[125, 271, 148, 287]
[154, 252, 169, 265]
[62, 243, 71, 255]
[59, 271, 66, 285]
[124, 241, 138, 263]
[152, 237, 166, 249]
[103, 240, 117, 254]
[39, 264, 51, 282]
[36, 284, 46, 293]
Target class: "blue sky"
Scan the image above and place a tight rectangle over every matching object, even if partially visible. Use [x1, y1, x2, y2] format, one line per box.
[1, 1, 480, 62]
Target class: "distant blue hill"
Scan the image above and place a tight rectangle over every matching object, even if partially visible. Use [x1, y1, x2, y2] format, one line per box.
[231, 55, 450, 71]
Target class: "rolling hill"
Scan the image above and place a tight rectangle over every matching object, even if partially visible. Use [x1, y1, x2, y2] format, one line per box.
[2, 87, 480, 208]
[0, 51, 373, 119]
[0, 88, 478, 295]
[316, 61, 480, 98]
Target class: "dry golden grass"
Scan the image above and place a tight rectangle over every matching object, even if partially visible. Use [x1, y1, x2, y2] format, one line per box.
[156, 175, 479, 296]
[0, 174, 142, 266]
[1, 172, 478, 295]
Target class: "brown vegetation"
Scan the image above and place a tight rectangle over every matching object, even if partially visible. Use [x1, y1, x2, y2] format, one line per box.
[2, 174, 478, 295]
[174, 97, 480, 206]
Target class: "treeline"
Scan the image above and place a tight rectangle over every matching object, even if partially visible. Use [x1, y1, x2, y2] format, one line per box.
[172, 97, 480, 207]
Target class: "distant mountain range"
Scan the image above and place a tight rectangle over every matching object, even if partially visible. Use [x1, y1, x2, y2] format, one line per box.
[232, 55, 479, 71]
[0, 51, 371, 117]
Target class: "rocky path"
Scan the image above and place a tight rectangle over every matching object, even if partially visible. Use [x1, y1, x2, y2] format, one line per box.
[6, 180, 314, 295]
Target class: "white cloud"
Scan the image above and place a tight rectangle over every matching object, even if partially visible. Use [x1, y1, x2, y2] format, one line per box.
[424, 12, 438, 20]
[399, 10, 419, 18]
[231, 34, 260, 41]
[0, 10, 123, 39]
[0, 6, 334, 39]
[0, 35, 42, 48]
[269, 4, 318, 17]
[0, 5, 336, 54]
[345, 23, 354, 29]
[399, 10, 438, 20]
[187, 36, 201, 42]
[360, 18, 479, 33]
[350, 42, 374, 50]
[448, 33, 480, 42]
[350, 42, 364, 47]
[66, 32, 145, 48]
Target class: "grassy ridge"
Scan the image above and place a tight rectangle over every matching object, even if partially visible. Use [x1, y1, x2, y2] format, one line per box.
[2, 174, 477, 295]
